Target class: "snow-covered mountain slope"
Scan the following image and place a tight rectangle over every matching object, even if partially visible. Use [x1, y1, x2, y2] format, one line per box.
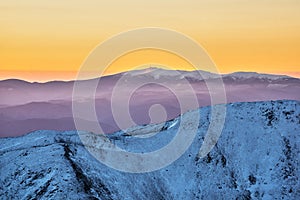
[1, 100, 300, 199]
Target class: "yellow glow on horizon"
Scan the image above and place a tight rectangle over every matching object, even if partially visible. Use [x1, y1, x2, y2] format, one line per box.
[1, 0, 300, 81]
[103, 49, 195, 75]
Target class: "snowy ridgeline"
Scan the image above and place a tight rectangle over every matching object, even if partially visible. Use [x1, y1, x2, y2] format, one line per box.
[0, 100, 300, 199]
[125, 67, 293, 80]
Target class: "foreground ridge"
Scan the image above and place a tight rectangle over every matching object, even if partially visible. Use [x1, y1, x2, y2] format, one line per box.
[0, 100, 300, 199]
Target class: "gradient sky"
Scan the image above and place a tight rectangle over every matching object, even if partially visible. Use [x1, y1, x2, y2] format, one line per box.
[1, 0, 300, 81]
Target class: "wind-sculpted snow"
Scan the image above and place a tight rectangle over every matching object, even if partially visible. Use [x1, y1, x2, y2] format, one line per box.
[0, 100, 300, 199]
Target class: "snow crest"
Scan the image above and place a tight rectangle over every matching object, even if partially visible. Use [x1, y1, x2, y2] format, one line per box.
[0, 100, 300, 199]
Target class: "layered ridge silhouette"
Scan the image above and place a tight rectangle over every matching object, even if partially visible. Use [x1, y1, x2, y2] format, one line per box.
[1, 68, 300, 137]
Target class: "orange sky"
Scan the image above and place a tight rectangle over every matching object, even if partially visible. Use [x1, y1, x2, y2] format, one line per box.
[1, 0, 300, 82]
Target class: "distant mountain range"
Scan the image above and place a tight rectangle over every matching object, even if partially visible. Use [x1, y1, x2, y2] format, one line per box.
[1, 68, 300, 137]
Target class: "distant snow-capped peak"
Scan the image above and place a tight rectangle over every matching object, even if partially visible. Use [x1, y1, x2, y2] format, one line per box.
[223, 72, 291, 80]
[122, 67, 293, 81]
[123, 67, 219, 80]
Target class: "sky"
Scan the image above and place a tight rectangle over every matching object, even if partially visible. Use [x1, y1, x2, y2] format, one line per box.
[1, 0, 300, 82]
